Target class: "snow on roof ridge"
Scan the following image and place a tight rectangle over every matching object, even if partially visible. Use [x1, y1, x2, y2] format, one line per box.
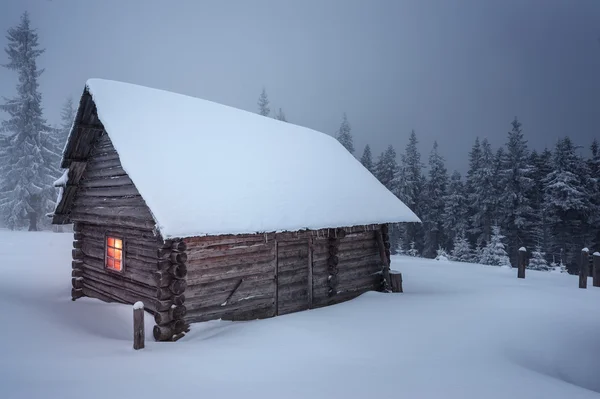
[84, 79, 420, 238]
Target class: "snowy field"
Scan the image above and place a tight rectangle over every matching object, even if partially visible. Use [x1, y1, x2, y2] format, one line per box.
[1, 230, 600, 399]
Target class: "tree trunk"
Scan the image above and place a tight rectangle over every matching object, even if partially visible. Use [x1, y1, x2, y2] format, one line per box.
[28, 212, 38, 231]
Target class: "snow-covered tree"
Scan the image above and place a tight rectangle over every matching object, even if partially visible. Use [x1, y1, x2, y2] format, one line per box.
[443, 171, 467, 248]
[257, 88, 270, 116]
[0, 12, 61, 231]
[407, 241, 419, 257]
[467, 138, 496, 245]
[451, 234, 472, 262]
[529, 246, 548, 271]
[274, 107, 287, 122]
[543, 137, 593, 270]
[373, 145, 398, 190]
[399, 130, 425, 252]
[588, 139, 600, 249]
[422, 141, 448, 258]
[435, 246, 449, 261]
[57, 96, 76, 147]
[497, 118, 534, 266]
[529, 148, 553, 255]
[360, 144, 374, 173]
[479, 226, 510, 266]
[335, 113, 354, 154]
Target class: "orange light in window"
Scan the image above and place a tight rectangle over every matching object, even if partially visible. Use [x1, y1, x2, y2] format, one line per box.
[106, 237, 123, 272]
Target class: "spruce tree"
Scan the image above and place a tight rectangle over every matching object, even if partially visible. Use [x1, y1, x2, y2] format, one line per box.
[498, 118, 534, 266]
[58, 96, 76, 148]
[529, 246, 549, 271]
[422, 141, 448, 258]
[529, 148, 553, 255]
[274, 108, 287, 122]
[335, 113, 354, 154]
[373, 145, 399, 190]
[257, 88, 270, 116]
[467, 138, 496, 245]
[588, 139, 600, 249]
[443, 170, 467, 249]
[451, 233, 472, 262]
[479, 226, 510, 266]
[543, 137, 593, 270]
[0, 13, 61, 231]
[400, 130, 425, 252]
[360, 144, 374, 173]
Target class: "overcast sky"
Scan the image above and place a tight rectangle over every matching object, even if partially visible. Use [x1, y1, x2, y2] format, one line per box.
[1, 0, 599, 172]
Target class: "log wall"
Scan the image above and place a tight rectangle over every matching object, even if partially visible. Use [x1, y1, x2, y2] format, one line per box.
[184, 225, 386, 323]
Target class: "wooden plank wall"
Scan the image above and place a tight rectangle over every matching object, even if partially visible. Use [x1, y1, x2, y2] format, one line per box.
[183, 234, 277, 323]
[184, 225, 384, 322]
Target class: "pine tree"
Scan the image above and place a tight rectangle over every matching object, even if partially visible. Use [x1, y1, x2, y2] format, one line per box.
[422, 141, 448, 258]
[498, 118, 534, 266]
[543, 137, 593, 271]
[257, 88, 270, 116]
[58, 96, 76, 147]
[529, 148, 553, 255]
[588, 139, 600, 249]
[479, 226, 510, 266]
[373, 145, 398, 190]
[360, 144, 374, 173]
[274, 108, 287, 122]
[0, 13, 61, 231]
[467, 138, 496, 246]
[407, 241, 419, 257]
[443, 171, 467, 249]
[450, 233, 472, 262]
[529, 246, 549, 271]
[399, 130, 425, 252]
[335, 113, 354, 154]
[435, 247, 449, 261]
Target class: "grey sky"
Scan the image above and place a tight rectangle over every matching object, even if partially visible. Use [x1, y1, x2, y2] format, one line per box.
[1, 0, 599, 172]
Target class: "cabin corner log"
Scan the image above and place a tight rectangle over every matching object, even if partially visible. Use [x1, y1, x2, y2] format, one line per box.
[71, 288, 84, 301]
[580, 249, 589, 289]
[153, 319, 188, 341]
[154, 305, 187, 325]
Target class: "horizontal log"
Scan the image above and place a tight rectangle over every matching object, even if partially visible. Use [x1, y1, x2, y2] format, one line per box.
[78, 223, 159, 243]
[185, 297, 275, 323]
[156, 287, 173, 301]
[75, 185, 141, 198]
[73, 195, 147, 208]
[73, 240, 83, 249]
[167, 240, 187, 252]
[72, 277, 84, 289]
[186, 260, 275, 285]
[278, 270, 308, 286]
[170, 279, 187, 295]
[169, 263, 187, 279]
[88, 152, 120, 163]
[154, 271, 173, 287]
[73, 232, 84, 241]
[337, 239, 378, 252]
[72, 260, 83, 269]
[186, 251, 275, 272]
[154, 305, 187, 325]
[184, 234, 269, 249]
[72, 269, 83, 278]
[68, 161, 88, 185]
[80, 264, 157, 298]
[72, 248, 83, 259]
[83, 166, 126, 179]
[81, 255, 159, 287]
[71, 288, 84, 300]
[70, 211, 155, 230]
[79, 175, 134, 188]
[170, 252, 187, 264]
[173, 294, 185, 306]
[186, 278, 275, 308]
[81, 278, 172, 312]
[153, 324, 174, 341]
[72, 205, 153, 220]
[187, 243, 272, 262]
[328, 256, 339, 267]
[84, 158, 123, 171]
[338, 248, 380, 262]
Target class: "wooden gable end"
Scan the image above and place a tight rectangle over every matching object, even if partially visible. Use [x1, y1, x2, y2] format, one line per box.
[52, 90, 155, 231]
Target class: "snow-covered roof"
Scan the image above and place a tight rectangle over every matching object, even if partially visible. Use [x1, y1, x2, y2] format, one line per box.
[61, 79, 420, 238]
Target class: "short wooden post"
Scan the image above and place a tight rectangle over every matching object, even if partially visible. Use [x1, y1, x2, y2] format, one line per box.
[389, 271, 403, 293]
[133, 301, 145, 350]
[579, 248, 589, 289]
[593, 252, 600, 288]
[517, 247, 526, 279]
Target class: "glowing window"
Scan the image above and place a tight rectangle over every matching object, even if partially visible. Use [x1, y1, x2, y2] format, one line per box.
[106, 237, 123, 272]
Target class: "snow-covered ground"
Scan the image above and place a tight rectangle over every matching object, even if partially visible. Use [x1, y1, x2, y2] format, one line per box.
[1, 230, 599, 399]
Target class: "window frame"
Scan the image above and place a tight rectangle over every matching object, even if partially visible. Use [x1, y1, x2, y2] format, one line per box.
[104, 233, 125, 273]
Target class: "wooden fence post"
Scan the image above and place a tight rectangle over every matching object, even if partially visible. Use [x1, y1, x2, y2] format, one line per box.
[593, 252, 600, 288]
[517, 247, 526, 279]
[389, 271, 403, 293]
[579, 249, 589, 289]
[133, 302, 145, 350]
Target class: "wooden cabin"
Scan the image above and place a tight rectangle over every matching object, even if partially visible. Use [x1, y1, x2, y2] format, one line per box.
[52, 79, 420, 342]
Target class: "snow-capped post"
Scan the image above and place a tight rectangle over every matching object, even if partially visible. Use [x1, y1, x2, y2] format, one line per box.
[593, 253, 600, 288]
[133, 301, 145, 350]
[579, 248, 590, 289]
[517, 247, 527, 279]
